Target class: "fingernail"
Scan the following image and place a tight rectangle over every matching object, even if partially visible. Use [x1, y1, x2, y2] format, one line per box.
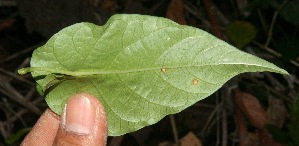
[62, 95, 96, 135]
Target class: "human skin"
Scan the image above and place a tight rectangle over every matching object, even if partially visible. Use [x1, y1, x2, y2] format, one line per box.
[21, 93, 108, 146]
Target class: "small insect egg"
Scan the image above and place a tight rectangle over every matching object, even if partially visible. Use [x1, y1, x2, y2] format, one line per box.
[192, 79, 199, 85]
[161, 68, 168, 73]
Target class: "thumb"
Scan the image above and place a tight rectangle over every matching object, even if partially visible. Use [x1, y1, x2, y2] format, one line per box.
[54, 93, 107, 146]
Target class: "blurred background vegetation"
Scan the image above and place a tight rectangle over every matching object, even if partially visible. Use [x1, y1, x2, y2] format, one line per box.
[0, 0, 298, 145]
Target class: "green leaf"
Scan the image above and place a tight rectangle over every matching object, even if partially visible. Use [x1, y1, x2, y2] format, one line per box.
[18, 14, 288, 136]
[225, 21, 257, 49]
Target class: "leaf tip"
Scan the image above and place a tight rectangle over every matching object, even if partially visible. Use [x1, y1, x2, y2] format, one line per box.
[276, 68, 289, 75]
[282, 70, 289, 75]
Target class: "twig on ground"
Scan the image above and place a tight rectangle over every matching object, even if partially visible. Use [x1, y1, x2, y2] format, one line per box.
[0, 43, 43, 64]
[24, 86, 37, 101]
[257, 9, 268, 33]
[170, 114, 180, 145]
[4, 107, 27, 127]
[252, 41, 282, 57]
[221, 87, 231, 146]
[201, 103, 222, 135]
[253, 41, 299, 68]
[245, 76, 293, 103]
[0, 120, 10, 139]
[290, 60, 299, 68]
[216, 93, 220, 146]
[183, 2, 210, 28]
[203, 0, 224, 39]
[264, 72, 286, 89]
[264, 0, 288, 47]
[283, 74, 299, 87]
[0, 68, 34, 86]
[0, 75, 41, 115]
[222, 107, 227, 146]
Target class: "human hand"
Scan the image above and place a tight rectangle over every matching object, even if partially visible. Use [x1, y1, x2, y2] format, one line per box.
[21, 93, 108, 146]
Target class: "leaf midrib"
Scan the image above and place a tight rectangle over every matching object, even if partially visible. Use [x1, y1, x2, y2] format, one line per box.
[19, 62, 285, 76]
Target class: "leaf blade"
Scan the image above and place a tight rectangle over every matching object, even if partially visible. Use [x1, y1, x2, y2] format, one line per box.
[21, 14, 287, 136]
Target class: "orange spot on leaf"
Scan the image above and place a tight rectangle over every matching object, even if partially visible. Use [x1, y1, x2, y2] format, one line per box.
[161, 68, 168, 73]
[192, 79, 198, 85]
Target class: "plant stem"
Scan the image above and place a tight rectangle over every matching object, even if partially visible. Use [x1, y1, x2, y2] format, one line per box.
[170, 114, 179, 145]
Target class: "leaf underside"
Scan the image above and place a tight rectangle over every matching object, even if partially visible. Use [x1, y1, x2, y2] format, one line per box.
[19, 14, 288, 136]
